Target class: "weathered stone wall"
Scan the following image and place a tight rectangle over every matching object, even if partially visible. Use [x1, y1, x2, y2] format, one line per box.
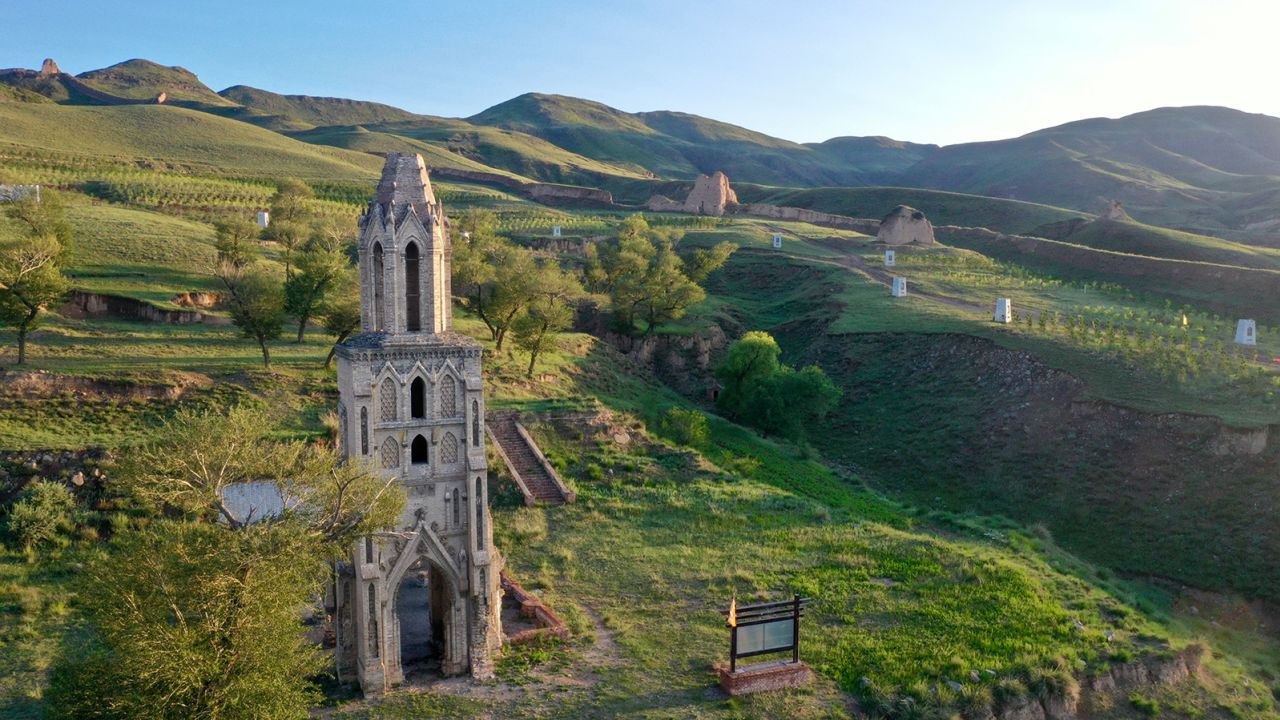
[681, 171, 737, 216]
[732, 202, 881, 233]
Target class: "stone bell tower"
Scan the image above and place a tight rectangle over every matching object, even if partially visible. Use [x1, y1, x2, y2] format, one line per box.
[332, 153, 501, 693]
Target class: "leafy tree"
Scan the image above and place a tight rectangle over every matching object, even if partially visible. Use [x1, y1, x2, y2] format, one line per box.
[714, 331, 841, 443]
[0, 234, 69, 364]
[451, 223, 511, 341]
[588, 214, 734, 335]
[45, 406, 405, 719]
[267, 178, 314, 225]
[512, 260, 583, 376]
[264, 220, 307, 279]
[685, 241, 736, 283]
[318, 268, 361, 369]
[4, 190, 73, 258]
[213, 218, 260, 269]
[5, 479, 77, 558]
[714, 331, 782, 417]
[284, 233, 348, 343]
[46, 521, 325, 720]
[218, 263, 285, 368]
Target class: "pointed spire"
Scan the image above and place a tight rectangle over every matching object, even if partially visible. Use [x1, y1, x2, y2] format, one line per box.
[374, 153, 437, 220]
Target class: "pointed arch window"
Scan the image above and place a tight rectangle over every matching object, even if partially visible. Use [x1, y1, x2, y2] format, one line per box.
[452, 488, 461, 527]
[367, 584, 379, 657]
[360, 407, 368, 454]
[372, 242, 385, 332]
[405, 241, 421, 332]
[411, 434, 429, 465]
[472, 400, 480, 447]
[475, 476, 485, 547]
[411, 377, 426, 419]
[441, 432, 458, 464]
[338, 404, 348, 458]
[380, 437, 400, 469]
[440, 375, 457, 418]
[379, 378, 397, 421]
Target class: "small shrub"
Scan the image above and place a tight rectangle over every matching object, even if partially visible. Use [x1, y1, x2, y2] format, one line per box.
[657, 407, 708, 448]
[1130, 693, 1160, 716]
[5, 480, 78, 557]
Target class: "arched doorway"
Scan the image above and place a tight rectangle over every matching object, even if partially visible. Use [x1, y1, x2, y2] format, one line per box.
[405, 242, 421, 332]
[394, 558, 454, 680]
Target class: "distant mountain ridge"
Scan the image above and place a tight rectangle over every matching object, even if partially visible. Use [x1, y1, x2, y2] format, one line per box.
[4, 56, 1280, 240]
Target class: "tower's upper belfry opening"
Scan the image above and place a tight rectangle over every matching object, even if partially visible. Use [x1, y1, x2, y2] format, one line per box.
[357, 153, 453, 336]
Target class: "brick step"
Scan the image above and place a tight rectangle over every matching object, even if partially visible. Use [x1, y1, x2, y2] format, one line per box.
[486, 415, 568, 505]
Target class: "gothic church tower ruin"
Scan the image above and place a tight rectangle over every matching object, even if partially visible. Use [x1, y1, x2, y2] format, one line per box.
[332, 153, 501, 692]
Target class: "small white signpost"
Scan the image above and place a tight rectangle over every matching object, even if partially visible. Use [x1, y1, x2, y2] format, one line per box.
[256, 211, 270, 229]
[891, 277, 907, 297]
[772, 233, 783, 249]
[1235, 319, 1257, 346]
[552, 225, 562, 237]
[994, 298, 1013, 324]
[884, 249, 896, 267]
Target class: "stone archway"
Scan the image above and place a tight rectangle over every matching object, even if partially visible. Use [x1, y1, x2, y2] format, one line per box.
[382, 525, 469, 684]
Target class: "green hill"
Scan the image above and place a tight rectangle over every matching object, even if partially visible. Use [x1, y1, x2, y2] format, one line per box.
[469, 92, 934, 185]
[1037, 217, 1280, 270]
[0, 102, 380, 179]
[74, 59, 237, 106]
[899, 106, 1280, 236]
[218, 84, 421, 127]
[734, 184, 1085, 234]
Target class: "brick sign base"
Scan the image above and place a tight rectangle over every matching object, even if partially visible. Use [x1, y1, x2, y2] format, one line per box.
[717, 660, 812, 696]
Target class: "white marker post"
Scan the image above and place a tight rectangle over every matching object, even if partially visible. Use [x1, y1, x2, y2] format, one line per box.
[891, 277, 907, 297]
[772, 233, 783, 249]
[1235, 319, 1257, 346]
[994, 298, 1012, 323]
[884, 249, 896, 267]
[256, 211, 270, 229]
[552, 224, 562, 237]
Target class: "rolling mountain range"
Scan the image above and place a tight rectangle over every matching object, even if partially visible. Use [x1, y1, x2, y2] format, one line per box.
[4, 57, 1280, 242]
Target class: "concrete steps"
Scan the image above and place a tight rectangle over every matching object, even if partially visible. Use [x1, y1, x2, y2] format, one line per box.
[486, 411, 573, 506]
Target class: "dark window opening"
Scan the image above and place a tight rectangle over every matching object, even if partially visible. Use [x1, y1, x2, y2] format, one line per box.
[411, 377, 426, 418]
[405, 242, 421, 332]
[411, 434, 429, 465]
[372, 242, 385, 332]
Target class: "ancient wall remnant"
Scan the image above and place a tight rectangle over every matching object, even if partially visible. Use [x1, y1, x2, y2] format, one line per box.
[877, 205, 936, 245]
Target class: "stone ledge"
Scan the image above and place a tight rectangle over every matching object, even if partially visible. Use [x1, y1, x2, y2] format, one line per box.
[717, 660, 812, 696]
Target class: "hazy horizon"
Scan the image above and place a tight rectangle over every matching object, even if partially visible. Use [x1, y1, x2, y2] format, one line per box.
[6, 0, 1279, 146]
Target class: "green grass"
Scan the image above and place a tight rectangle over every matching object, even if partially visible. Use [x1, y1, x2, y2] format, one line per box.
[0, 103, 381, 180]
[732, 184, 1087, 235]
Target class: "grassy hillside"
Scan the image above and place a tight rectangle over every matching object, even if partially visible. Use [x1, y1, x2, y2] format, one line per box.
[219, 84, 421, 127]
[899, 106, 1280, 236]
[0, 102, 380, 179]
[469, 93, 932, 185]
[1039, 217, 1280, 270]
[74, 59, 236, 106]
[733, 184, 1086, 234]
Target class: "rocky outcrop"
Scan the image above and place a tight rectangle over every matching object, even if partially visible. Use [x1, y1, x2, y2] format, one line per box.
[1097, 199, 1132, 222]
[526, 182, 612, 205]
[877, 205, 936, 245]
[61, 290, 229, 325]
[39, 58, 59, 76]
[0, 185, 40, 203]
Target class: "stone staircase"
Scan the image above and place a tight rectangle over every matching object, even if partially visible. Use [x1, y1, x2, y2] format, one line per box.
[487, 411, 574, 506]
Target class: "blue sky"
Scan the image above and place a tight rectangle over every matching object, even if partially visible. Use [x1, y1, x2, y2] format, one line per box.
[4, 0, 1277, 145]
